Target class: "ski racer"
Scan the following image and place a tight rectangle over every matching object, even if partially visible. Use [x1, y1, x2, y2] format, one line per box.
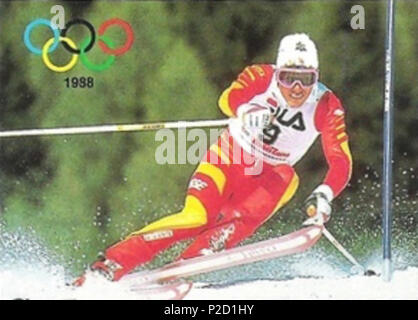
[75, 33, 352, 285]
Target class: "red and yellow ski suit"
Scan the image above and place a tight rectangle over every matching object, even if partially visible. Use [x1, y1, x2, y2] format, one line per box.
[104, 65, 353, 280]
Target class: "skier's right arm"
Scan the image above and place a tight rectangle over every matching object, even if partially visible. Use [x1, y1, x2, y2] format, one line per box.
[218, 64, 274, 117]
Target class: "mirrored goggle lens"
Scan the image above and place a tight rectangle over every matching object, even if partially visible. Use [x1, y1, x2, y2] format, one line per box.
[278, 71, 317, 87]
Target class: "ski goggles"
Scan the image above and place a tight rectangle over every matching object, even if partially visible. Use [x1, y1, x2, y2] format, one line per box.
[276, 68, 318, 89]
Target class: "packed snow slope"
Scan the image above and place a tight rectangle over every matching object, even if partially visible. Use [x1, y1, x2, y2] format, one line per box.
[0, 266, 417, 300]
[0, 214, 416, 300]
[187, 267, 418, 300]
[0, 232, 416, 300]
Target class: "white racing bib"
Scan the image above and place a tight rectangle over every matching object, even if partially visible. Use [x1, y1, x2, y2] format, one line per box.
[229, 75, 330, 166]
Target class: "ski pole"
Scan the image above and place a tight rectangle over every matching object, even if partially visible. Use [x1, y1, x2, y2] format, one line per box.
[0, 119, 230, 138]
[322, 227, 376, 276]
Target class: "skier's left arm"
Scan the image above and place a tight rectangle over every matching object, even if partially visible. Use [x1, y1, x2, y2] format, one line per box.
[304, 92, 353, 225]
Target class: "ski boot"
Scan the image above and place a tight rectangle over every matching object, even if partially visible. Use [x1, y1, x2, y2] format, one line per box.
[72, 259, 125, 287]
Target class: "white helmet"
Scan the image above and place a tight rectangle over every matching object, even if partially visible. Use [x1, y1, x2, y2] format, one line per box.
[276, 33, 319, 69]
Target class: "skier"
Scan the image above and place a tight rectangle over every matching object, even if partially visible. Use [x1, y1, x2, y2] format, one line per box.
[75, 33, 352, 285]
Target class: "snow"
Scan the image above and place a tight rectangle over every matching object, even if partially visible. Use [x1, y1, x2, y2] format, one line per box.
[1, 226, 416, 300]
[0, 267, 417, 300]
[186, 267, 418, 300]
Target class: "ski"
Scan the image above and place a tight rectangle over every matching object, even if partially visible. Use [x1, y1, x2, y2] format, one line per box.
[122, 225, 323, 289]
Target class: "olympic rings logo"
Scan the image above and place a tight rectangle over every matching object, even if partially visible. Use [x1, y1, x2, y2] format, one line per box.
[23, 18, 134, 73]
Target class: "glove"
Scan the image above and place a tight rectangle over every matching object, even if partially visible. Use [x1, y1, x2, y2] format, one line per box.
[302, 185, 334, 226]
[237, 104, 272, 130]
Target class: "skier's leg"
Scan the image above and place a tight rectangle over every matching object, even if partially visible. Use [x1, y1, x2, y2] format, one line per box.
[100, 196, 207, 280]
[179, 164, 299, 259]
[90, 136, 235, 281]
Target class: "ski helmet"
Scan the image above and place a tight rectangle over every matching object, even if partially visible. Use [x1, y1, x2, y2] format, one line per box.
[276, 33, 319, 69]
